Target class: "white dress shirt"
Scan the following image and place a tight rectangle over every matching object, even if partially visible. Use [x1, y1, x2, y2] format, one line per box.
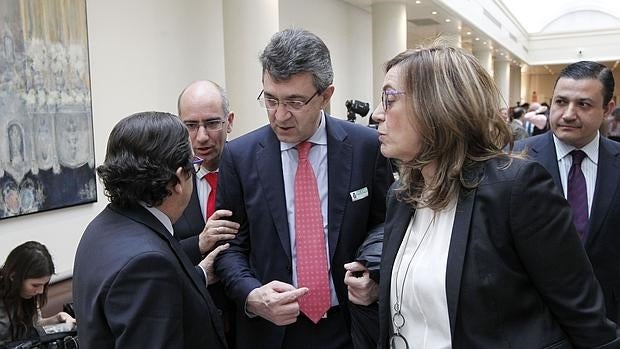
[390, 199, 457, 349]
[195, 168, 218, 220]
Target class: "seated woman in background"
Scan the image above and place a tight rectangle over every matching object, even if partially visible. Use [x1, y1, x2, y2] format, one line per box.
[374, 42, 618, 348]
[0, 241, 76, 345]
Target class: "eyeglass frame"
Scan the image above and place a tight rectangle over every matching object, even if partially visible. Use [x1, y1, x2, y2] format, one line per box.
[191, 156, 204, 174]
[382, 89, 406, 112]
[256, 89, 321, 112]
[184, 119, 226, 133]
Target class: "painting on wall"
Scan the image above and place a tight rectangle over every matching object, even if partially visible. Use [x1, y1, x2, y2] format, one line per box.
[0, 0, 96, 219]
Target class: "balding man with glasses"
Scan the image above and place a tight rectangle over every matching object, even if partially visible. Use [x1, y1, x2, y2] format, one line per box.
[174, 80, 240, 346]
[214, 28, 393, 349]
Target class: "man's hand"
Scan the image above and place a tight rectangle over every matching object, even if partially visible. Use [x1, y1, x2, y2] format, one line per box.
[246, 281, 309, 326]
[199, 243, 229, 284]
[199, 210, 240, 254]
[344, 261, 378, 306]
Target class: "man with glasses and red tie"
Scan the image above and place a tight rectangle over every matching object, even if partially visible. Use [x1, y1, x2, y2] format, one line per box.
[174, 80, 240, 346]
[514, 61, 620, 323]
[214, 28, 392, 349]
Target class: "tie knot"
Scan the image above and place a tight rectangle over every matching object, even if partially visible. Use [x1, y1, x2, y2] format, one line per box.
[203, 172, 218, 187]
[570, 150, 586, 165]
[297, 141, 312, 160]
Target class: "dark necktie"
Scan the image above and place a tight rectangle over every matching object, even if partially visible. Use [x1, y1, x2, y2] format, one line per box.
[567, 150, 588, 240]
[294, 141, 330, 323]
[204, 172, 218, 218]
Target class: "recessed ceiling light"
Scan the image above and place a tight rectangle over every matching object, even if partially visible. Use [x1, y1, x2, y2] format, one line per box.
[415, 0, 421, 3]
[500, 52, 504, 55]
[475, 37, 480, 41]
[431, 11, 438, 15]
[466, 31, 472, 35]
[445, 18, 451, 22]
[483, 41, 487, 45]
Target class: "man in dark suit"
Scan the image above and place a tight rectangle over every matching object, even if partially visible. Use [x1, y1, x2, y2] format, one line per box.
[215, 28, 393, 349]
[174, 80, 238, 264]
[514, 61, 620, 322]
[174, 80, 240, 346]
[73, 112, 228, 348]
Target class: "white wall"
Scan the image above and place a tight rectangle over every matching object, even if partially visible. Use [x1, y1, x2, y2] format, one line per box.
[0, 0, 376, 276]
[279, 0, 374, 125]
[0, 0, 226, 277]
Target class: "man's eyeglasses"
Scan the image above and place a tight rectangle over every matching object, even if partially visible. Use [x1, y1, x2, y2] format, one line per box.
[191, 156, 204, 174]
[184, 119, 226, 133]
[257, 90, 321, 112]
[382, 89, 406, 111]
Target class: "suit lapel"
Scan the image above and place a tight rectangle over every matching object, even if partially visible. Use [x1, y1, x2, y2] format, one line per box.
[445, 184, 477, 339]
[326, 116, 352, 260]
[529, 133, 563, 193]
[588, 138, 620, 245]
[256, 130, 292, 259]
[175, 177, 204, 235]
[113, 205, 227, 345]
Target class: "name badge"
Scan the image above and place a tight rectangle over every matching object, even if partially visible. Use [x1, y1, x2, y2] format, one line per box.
[350, 187, 368, 201]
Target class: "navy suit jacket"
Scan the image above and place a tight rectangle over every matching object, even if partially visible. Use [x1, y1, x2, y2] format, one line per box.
[215, 115, 392, 348]
[378, 158, 619, 349]
[514, 132, 620, 322]
[73, 204, 227, 349]
[174, 184, 205, 264]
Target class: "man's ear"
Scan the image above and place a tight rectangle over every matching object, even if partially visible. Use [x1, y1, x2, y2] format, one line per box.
[320, 85, 335, 109]
[173, 167, 185, 194]
[604, 99, 616, 117]
[226, 112, 235, 133]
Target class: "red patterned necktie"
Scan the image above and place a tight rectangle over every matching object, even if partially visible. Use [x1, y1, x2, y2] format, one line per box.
[204, 172, 218, 218]
[294, 141, 330, 323]
[567, 150, 588, 240]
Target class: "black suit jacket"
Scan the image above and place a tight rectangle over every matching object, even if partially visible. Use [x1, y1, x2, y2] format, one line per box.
[215, 115, 392, 348]
[73, 204, 226, 349]
[515, 132, 620, 321]
[174, 183, 205, 264]
[378, 158, 619, 349]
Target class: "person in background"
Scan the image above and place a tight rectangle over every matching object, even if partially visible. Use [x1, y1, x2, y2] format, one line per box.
[174, 80, 239, 346]
[374, 43, 618, 348]
[514, 61, 620, 323]
[510, 106, 528, 140]
[215, 28, 393, 348]
[73, 112, 227, 348]
[0, 241, 75, 346]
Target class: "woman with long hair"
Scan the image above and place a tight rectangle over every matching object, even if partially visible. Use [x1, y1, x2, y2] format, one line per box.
[0, 241, 75, 345]
[374, 42, 618, 348]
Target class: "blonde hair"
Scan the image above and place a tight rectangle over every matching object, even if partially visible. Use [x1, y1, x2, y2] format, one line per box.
[386, 41, 512, 210]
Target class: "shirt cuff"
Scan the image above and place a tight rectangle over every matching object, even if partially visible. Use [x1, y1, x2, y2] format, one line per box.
[198, 264, 209, 287]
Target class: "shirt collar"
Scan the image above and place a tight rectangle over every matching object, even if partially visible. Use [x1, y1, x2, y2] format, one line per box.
[140, 202, 175, 236]
[196, 167, 218, 179]
[553, 131, 599, 165]
[280, 111, 327, 152]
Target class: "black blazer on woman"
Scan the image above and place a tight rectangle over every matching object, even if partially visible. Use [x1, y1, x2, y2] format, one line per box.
[378, 158, 619, 349]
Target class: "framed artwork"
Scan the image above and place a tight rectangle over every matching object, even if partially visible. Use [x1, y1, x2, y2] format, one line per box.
[0, 0, 96, 219]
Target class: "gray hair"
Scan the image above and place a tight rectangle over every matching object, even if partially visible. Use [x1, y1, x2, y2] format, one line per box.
[260, 28, 333, 92]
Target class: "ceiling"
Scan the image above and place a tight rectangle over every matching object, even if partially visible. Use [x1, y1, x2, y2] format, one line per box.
[343, 0, 620, 73]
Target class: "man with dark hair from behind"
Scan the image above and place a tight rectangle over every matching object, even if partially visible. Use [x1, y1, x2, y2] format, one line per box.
[73, 112, 228, 348]
[514, 61, 620, 322]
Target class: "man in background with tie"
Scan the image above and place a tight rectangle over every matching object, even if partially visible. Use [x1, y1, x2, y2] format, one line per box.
[174, 80, 240, 346]
[215, 28, 392, 348]
[514, 61, 620, 322]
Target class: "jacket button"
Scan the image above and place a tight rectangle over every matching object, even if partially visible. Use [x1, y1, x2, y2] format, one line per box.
[286, 265, 292, 273]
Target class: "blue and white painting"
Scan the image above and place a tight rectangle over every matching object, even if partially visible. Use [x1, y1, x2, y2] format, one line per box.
[0, 0, 96, 219]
